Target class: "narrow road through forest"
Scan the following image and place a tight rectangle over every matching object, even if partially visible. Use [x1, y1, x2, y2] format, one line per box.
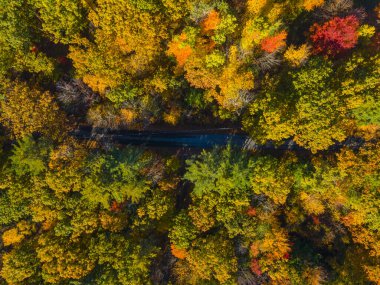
[72, 127, 368, 153]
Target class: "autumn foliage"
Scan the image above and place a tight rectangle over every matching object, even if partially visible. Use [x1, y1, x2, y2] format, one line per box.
[167, 33, 193, 66]
[171, 244, 187, 259]
[201, 10, 221, 33]
[247, 206, 257, 217]
[284, 44, 310, 66]
[310, 15, 360, 56]
[261, 31, 287, 53]
[303, 0, 325, 11]
[250, 259, 262, 276]
[0, 1, 379, 285]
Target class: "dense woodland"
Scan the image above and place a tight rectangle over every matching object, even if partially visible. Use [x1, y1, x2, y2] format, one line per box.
[0, 0, 379, 284]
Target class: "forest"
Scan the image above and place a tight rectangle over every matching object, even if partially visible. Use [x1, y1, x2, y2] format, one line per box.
[0, 0, 379, 284]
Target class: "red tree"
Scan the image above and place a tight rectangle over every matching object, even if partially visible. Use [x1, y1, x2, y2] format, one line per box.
[247, 206, 257, 217]
[261, 31, 287, 53]
[110, 200, 123, 212]
[309, 15, 360, 56]
[250, 259, 262, 276]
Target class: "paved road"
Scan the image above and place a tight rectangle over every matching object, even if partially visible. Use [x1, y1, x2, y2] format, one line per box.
[72, 127, 368, 152]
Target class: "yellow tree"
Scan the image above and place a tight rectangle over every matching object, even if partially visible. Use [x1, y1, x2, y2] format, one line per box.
[0, 81, 68, 140]
[69, 0, 169, 93]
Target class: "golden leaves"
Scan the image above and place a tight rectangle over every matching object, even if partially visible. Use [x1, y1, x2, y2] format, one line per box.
[284, 44, 310, 67]
[2, 221, 35, 246]
[303, 0, 325, 11]
[0, 82, 68, 140]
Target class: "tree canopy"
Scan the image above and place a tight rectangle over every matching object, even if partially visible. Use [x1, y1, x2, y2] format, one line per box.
[0, 0, 379, 284]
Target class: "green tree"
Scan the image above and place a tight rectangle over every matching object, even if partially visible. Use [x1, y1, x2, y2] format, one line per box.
[10, 136, 51, 176]
[82, 147, 152, 207]
[89, 233, 158, 285]
[30, 0, 89, 44]
[244, 52, 380, 153]
[0, 0, 54, 76]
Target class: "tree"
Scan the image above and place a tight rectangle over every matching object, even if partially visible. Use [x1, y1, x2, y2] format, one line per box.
[134, 188, 175, 226]
[1, 242, 42, 285]
[250, 155, 295, 205]
[82, 147, 153, 207]
[346, 53, 380, 128]
[169, 211, 198, 250]
[0, 81, 68, 140]
[10, 136, 51, 176]
[161, 0, 191, 23]
[36, 234, 96, 283]
[284, 44, 310, 67]
[310, 15, 360, 56]
[173, 233, 238, 284]
[185, 146, 252, 198]
[336, 143, 380, 259]
[261, 31, 287, 53]
[69, 0, 169, 93]
[183, 45, 254, 112]
[0, 0, 55, 76]
[201, 10, 221, 33]
[241, 17, 283, 52]
[89, 233, 158, 285]
[30, 0, 89, 44]
[290, 58, 349, 151]
[178, 146, 316, 284]
[0, 1, 379, 284]
[303, 0, 325, 11]
[244, 50, 379, 153]
[167, 28, 197, 67]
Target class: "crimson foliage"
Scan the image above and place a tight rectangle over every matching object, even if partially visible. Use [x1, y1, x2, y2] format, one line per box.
[310, 15, 360, 56]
